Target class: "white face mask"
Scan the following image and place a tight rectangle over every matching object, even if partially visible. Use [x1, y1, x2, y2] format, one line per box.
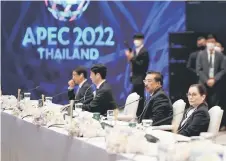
[206, 42, 215, 50]
[214, 46, 222, 52]
[133, 40, 143, 48]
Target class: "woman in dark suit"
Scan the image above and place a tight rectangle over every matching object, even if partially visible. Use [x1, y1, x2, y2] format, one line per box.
[178, 84, 210, 137]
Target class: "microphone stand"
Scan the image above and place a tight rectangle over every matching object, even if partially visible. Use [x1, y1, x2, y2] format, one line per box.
[22, 114, 33, 119]
[48, 100, 75, 128]
[151, 111, 184, 127]
[60, 86, 94, 112]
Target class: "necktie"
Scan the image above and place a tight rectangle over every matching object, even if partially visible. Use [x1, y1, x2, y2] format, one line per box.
[209, 52, 213, 68]
[75, 87, 80, 99]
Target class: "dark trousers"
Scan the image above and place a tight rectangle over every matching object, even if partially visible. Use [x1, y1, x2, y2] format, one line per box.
[206, 85, 220, 109]
[132, 83, 145, 117]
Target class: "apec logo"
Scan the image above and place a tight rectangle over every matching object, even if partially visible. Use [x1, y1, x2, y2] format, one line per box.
[22, 0, 115, 61]
[44, 0, 90, 22]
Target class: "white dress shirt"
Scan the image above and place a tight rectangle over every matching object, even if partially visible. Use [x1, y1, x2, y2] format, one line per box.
[181, 108, 196, 126]
[96, 80, 106, 89]
[93, 80, 105, 98]
[135, 44, 144, 55]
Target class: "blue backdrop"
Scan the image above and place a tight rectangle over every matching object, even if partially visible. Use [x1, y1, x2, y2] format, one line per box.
[1, 1, 185, 105]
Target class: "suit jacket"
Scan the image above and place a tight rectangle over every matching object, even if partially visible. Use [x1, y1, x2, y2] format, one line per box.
[68, 81, 93, 105]
[130, 47, 150, 85]
[82, 81, 116, 115]
[178, 103, 210, 137]
[139, 88, 173, 125]
[187, 51, 200, 74]
[196, 50, 225, 85]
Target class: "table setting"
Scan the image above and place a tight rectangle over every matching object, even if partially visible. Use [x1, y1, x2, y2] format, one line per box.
[1, 94, 226, 161]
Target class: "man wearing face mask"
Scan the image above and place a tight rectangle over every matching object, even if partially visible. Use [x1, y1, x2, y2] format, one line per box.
[187, 37, 206, 74]
[196, 35, 225, 108]
[215, 42, 224, 53]
[138, 71, 173, 125]
[187, 37, 206, 84]
[125, 33, 150, 117]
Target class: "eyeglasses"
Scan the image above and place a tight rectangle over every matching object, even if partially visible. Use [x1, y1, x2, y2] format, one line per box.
[186, 93, 198, 97]
[143, 79, 154, 83]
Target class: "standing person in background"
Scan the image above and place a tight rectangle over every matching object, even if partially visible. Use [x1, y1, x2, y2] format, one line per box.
[187, 36, 206, 74]
[196, 35, 225, 108]
[125, 33, 150, 117]
[214, 42, 224, 53]
[187, 36, 206, 84]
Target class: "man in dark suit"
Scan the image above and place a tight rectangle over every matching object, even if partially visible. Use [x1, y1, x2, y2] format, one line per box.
[125, 33, 150, 117]
[68, 66, 93, 106]
[138, 71, 173, 126]
[196, 35, 225, 108]
[187, 36, 206, 83]
[82, 64, 116, 115]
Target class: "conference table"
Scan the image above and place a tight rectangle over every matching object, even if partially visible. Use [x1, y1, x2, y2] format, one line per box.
[1, 108, 190, 161]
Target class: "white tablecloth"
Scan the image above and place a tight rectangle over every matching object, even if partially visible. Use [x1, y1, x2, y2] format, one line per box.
[1, 111, 158, 161]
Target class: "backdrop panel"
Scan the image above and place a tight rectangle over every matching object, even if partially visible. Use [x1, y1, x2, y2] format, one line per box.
[1, 1, 185, 105]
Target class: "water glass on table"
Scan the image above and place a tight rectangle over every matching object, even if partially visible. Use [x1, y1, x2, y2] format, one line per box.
[142, 119, 153, 127]
[107, 110, 114, 121]
[45, 97, 53, 104]
[24, 92, 31, 101]
[75, 103, 83, 114]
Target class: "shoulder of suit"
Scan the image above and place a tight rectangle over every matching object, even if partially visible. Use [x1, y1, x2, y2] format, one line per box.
[82, 81, 91, 88]
[215, 51, 224, 57]
[140, 47, 148, 54]
[103, 81, 112, 89]
[153, 89, 168, 99]
[195, 104, 209, 112]
[199, 50, 207, 54]
[98, 81, 109, 89]
[191, 51, 198, 56]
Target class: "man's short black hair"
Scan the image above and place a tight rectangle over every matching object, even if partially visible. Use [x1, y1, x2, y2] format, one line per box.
[73, 66, 87, 78]
[146, 71, 163, 85]
[91, 64, 107, 79]
[133, 33, 144, 40]
[207, 34, 216, 40]
[197, 36, 205, 41]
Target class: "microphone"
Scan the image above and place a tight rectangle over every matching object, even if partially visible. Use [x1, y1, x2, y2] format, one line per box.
[20, 86, 40, 97]
[60, 85, 94, 112]
[124, 41, 132, 52]
[101, 97, 143, 119]
[27, 86, 40, 92]
[83, 84, 93, 102]
[152, 110, 185, 126]
[137, 97, 185, 125]
[118, 97, 143, 109]
[51, 90, 68, 99]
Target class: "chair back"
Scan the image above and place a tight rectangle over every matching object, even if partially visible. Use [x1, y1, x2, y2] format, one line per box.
[123, 92, 140, 118]
[172, 99, 186, 127]
[208, 106, 224, 134]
